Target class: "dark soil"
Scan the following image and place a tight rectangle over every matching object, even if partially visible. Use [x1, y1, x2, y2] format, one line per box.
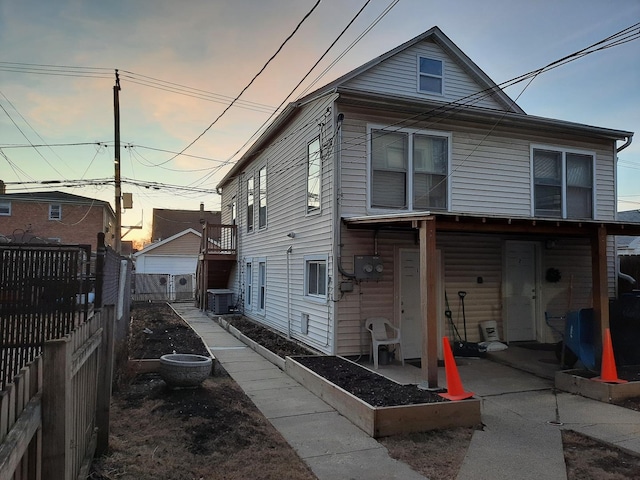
[563, 429, 640, 479]
[90, 302, 316, 480]
[129, 302, 209, 358]
[292, 355, 447, 407]
[226, 316, 313, 358]
[93, 301, 640, 480]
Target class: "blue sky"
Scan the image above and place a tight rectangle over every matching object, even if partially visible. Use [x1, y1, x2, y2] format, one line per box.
[1, 0, 639, 242]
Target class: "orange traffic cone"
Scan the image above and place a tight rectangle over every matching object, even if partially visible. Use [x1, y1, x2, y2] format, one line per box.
[593, 328, 627, 384]
[439, 337, 474, 401]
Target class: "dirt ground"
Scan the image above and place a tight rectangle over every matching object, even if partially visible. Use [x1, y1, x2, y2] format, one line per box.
[91, 302, 640, 480]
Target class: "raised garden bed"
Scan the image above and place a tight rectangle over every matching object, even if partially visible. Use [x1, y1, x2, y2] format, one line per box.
[286, 355, 481, 438]
[555, 366, 640, 403]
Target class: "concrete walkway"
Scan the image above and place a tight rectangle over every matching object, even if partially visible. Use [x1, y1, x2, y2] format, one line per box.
[172, 304, 640, 480]
[173, 304, 426, 480]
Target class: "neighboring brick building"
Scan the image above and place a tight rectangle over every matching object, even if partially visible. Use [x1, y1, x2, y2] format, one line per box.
[151, 207, 220, 242]
[0, 191, 116, 252]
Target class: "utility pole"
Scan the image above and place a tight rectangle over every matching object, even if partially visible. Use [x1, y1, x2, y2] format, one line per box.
[113, 69, 122, 254]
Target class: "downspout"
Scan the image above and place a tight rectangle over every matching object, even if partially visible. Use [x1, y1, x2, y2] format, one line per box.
[615, 135, 634, 292]
[286, 245, 292, 338]
[334, 112, 356, 279]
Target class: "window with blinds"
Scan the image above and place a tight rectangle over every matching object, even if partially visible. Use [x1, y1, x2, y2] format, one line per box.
[533, 147, 594, 219]
[370, 127, 449, 211]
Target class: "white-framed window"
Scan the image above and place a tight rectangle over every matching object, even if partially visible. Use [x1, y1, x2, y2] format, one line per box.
[49, 204, 62, 220]
[417, 56, 443, 95]
[0, 201, 10, 216]
[257, 258, 266, 314]
[245, 260, 252, 310]
[307, 137, 321, 214]
[304, 254, 328, 302]
[531, 146, 594, 220]
[247, 177, 254, 233]
[258, 166, 267, 229]
[369, 126, 450, 211]
[231, 199, 237, 225]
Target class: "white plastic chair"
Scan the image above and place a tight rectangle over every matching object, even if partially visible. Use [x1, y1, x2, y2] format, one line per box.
[365, 317, 404, 369]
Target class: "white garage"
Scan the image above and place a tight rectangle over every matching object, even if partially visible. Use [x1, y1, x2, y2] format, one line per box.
[133, 228, 201, 301]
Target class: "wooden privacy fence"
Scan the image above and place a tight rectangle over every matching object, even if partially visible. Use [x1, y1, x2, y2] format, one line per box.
[0, 243, 92, 391]
[0, 306, 115, 480]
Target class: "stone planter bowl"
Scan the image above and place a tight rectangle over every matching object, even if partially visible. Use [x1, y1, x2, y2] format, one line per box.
[159, 354, 212, 388]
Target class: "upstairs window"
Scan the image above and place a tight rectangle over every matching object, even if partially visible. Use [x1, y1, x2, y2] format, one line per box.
[418, 56, 443, 95]
[370, 127, 450, 211]
[49, 204, 61, 220]
[258, 166, 267, 229]
[307, 137, 321, 214]
[532, 147, 594, 219]
[0, 201, 10, 216]
[247, 177, 254, 233]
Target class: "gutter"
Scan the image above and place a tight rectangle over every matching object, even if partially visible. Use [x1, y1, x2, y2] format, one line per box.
[617, 134, 634, 153]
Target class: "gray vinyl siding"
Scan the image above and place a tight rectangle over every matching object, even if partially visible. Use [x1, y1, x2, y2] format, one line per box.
[335, 231, 606, 354]
[343, 39, 504, 111]
[335, 229, 417, 356]
[337, 105, 617, 220]
[220, 95, 336, 353]
[439, 233, 503, 344]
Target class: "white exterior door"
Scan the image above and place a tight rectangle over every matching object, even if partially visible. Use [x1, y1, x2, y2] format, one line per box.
[399, 249, 444, 359]
[400, 250, 422, 359]
[504, 241, 538, 342]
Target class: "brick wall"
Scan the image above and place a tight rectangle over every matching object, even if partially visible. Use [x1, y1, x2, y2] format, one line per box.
[0, 201, 114, 251]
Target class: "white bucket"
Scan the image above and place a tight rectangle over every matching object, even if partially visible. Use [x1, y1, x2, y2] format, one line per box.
[480, 321, 500, 342]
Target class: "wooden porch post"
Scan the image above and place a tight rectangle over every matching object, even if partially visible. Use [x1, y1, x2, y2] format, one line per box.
[591, 225, 609, 354]
[419, 218, 438, 387]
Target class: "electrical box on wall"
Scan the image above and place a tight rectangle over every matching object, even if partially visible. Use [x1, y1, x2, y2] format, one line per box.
[354, 255, 384, 280]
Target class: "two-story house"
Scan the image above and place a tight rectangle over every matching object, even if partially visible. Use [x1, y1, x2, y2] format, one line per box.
[206, 26, 638, 385]
[0, 190, 116, 252]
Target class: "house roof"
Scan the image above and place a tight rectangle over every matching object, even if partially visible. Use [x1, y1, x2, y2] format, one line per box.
[298, 26, 524, 114]
[152, 208, 220, 242]
[217, 26, 634, 190]
[0, 191, 115, 217]
[617, 211, 640, 250]
[618, 210, 640, 223]
[133, 228, 201, 257]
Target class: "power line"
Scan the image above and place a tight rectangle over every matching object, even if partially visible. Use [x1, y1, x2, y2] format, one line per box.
[188, 0, 390, 189]
[166, 0, 322, 163]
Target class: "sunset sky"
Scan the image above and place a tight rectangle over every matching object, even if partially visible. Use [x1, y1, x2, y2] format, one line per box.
[1, 0, 639, 243]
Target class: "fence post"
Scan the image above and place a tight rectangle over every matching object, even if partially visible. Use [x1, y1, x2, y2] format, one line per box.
[41, 337, 72, 479]
[96, 305, 115, 456]
[95, 233, 106, 310]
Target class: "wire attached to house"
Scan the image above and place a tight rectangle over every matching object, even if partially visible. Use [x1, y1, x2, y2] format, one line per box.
[164, 0, 323, 164]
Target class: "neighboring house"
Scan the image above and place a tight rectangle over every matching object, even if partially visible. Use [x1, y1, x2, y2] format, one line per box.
[133, 228, 202, 302]
[617, 210, 640, 255]
[0, 190, 116, 252]
[134, 228, 201, 274]
[616, 210, 640, 295]
[204, 26, 639, 385]
[151, 207, 220, 242]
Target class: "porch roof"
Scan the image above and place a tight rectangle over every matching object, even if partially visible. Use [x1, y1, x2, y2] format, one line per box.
[342, 212, 640, 237]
